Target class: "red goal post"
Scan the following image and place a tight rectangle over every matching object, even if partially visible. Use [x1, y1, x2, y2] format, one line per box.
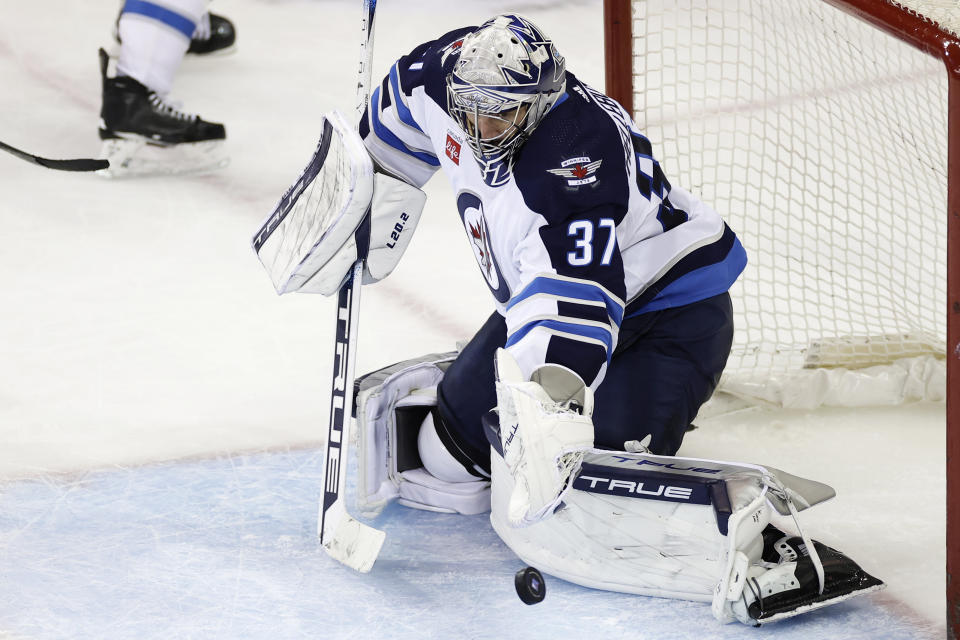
[603, 0, 959, 634]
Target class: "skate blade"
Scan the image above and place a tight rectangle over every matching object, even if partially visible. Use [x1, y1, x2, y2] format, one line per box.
[755, 582, 886, 625]
[97, 137, 229, 178]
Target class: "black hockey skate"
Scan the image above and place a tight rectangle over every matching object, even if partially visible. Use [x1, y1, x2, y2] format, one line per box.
[734, 525, 884, 625]
[97, 49, 227, 177]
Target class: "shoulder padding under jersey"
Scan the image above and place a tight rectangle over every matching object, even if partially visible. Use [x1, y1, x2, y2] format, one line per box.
[512, 73, 631, 228]
[391, 26, 476, 113]
[359, 26, 474, 187]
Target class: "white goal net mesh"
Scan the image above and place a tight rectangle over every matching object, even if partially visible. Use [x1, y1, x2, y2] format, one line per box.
[630, 0, 952, 405]
[892, 0, 960, 36]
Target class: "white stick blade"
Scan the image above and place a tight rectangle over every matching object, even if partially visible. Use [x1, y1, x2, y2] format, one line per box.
[321, 514, 386, 573]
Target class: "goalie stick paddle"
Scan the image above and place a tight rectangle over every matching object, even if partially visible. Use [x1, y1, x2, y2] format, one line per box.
[317, 0, 385, 573]
[0, 139, 109, 172]
[318, 260, 385, 572]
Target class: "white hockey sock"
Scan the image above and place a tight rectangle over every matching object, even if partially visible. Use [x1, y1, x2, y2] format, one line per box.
[117, 0, 207, 95]
[417, 411, 479, 483]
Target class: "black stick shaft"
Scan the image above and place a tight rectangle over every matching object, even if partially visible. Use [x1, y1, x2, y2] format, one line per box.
[0, 139, 109, 172]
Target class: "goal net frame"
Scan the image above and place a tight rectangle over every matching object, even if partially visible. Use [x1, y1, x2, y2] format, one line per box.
[602, 0, 958, 633]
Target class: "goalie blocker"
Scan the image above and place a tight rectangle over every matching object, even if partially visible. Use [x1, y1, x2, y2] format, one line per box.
[252, 110, 427, 296]
[250, 110, 427, 573]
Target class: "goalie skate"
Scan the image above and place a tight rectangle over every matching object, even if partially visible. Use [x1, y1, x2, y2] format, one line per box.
[732, 526, 885, 625]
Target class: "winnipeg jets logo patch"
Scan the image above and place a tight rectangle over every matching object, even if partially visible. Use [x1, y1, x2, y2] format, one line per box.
[466, 212, 497, 288]
[456, 191, 510, 303]
[546, 157, 602, 186]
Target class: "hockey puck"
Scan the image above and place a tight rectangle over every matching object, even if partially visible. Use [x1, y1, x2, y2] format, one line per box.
[514, 566, 546, 605]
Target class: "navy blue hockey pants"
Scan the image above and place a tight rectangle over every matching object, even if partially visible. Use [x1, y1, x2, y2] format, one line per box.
[435, 292, 735, 474]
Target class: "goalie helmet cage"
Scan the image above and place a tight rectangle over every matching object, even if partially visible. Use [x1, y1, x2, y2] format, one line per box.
[602, 0, 959, 633]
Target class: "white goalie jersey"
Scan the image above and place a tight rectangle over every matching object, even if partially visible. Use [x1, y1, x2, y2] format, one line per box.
[360, 28, 747, 389]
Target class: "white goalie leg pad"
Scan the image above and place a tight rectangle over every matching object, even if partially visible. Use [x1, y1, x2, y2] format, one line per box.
[486, 408, 875, 625]
[396, 467, 490, 515]
[494, 349, 595, 527]
[355, 352, 489, 517]
[489, 451, 742, 601]
[485, 432, 846, 610]
[418, 411, 481, 483]
[398, 412, 489, 514]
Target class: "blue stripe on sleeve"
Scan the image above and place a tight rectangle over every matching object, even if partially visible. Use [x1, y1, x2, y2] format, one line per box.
[389, 64, 424, 133]
[122, 0, 196, 38]
[507, 276, 624, 326]
[369, 87, 440, 167]
[506, 319, 614, 358]
[627, 237, 747, 317]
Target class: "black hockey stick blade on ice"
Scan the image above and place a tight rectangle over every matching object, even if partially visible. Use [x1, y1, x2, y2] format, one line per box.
[0, 139, 109, 172]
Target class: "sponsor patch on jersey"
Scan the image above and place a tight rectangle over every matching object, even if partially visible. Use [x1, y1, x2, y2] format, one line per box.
[445, 133, 462, 165]
[546, 156, 602, 186]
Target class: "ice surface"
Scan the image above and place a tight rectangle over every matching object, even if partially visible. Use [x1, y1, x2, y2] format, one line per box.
[0, 449, 932, 640]
[0, 0, 946, 638]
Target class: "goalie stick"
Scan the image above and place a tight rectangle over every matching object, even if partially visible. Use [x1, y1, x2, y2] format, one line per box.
[0, 139, 109, 172]
[316, 0, 386, 572]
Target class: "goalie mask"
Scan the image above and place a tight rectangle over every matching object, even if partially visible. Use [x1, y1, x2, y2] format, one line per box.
[446, 14, 566, 187]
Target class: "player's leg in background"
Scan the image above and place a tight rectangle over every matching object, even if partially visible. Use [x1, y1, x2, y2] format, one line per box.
[185, 11, 236, 56]
[117, 0, 207, 97]
[99, 0, 228, 176]
[594, 292, 734, 455]
[435, 311, 506, 475]
[113, 1, 237, 58]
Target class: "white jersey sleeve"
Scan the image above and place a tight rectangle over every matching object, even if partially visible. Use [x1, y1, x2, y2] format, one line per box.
[358, 29, 473, 186]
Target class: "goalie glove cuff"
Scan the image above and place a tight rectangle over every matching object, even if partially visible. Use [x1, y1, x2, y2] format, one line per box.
[494, 349, 594, 527]
[362, 172, 426, 284]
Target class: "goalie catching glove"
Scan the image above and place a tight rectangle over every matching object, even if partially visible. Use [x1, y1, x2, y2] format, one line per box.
[252, 110, 427, 295]
[494, 348, 595, 527]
